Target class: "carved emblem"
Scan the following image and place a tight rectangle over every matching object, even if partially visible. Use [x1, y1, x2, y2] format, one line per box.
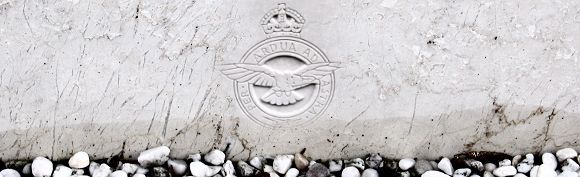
[220, 3, 340, 127]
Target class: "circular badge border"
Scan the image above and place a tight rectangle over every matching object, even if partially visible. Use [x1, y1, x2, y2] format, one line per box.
[233, 36, 336, 128]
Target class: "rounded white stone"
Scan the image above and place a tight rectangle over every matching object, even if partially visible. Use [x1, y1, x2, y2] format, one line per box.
[514, 173, 527, 177]
[399, 158, 416, 171]
[557, 148, 578, 161]
[273, 155, 294, 174]
[222, 160, 236, 177]
[562, 159, 580, 172]
[329, 160, 343, 172]
[88, 162, 99, 175]
[537, 164, 557, 177]
[0, 169, 21, 177]
[68, 152, 90, 169]
[517, 163, 532, 173]
[121, 163, 139, 174]
[92, 164, 112, 177]
[484, 163, 496, 172]
[542, 153, 558, 170]
[438, 158, 454, 175]
[342, 167, 361, 177]
[284, 168, 299, 177]
[493, 166, 517, 177]
[249, 157, 264, 170]
[22, 164, 32, 175]
[453, 168, 471, 177]
[362, 169, 379, 177]
[168, 159, 188, 176]
[204, 149, 226, 166]
[421, 170, 450, 177]
[32, 156, 53, 177]
[52, 165, 72, 177]
[110, 171, 128, 177]
[137, 146, 170, 167]
[499, 159, 511, 167]
[470, 175, 481, 177]
[190, 161, 209, 177]
[529, 166, 539, 177]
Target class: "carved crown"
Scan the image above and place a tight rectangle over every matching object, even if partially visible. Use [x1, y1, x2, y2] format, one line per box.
[260, 3, 305, 38]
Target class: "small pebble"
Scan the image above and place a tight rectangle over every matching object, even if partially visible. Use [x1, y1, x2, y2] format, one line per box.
[0, 169, 20, 177]
[517, 163, 532, 173]
[32, 156, 53, 177]
[512, 155, 522, 166]
[345, 158, 365, 170]
[529, 166, 539, 177]
[135, 167, 148, 175]
[499, 159, 511, 167]
[284, 168, 299, 177]
[464, 160, 484, 172]
[514, 173, 527, 177]
[22, 164, 32, 175]
[365, 154, 383, 169]
[484, 163, 496, 172]
[121, 163, 139, 174]
[361, 169, 379, 177]
[137, 146, 170, 167]
[236, 161, 256, 177]
[89, 162, 99, 175]
[415, 160, 434, 174]
[536, 164, 557, 177]
[522, 154, 534, 164]
[133, 174, 146, 177]
[188, 154, 202, 162]
[399, 158, 415, 171]
[305, 163, 330, 177]
[249, 157, 264, 170]
[557, 171, 579, 177]
[438, 158, 454, 175]
[92, 164, 112, 177]
[273, 155, 294, 174]
[453, 168, 471, 177]
[52, 165, 72, 177]
[542, 153, 558, 170]
[562, 159, 580, 172]
[168, 159, 188, 176]
[483, 171, 493, 177]
[328, 160, 343, 172]
[342, 167, 361, 177]
[110, 171, 128, 177]
[421, 170, 450, 177]
[221, 160, 236, 177]
[189, 161, 221, 177]
[493, 166, 516, 177]
[294, 153, 309, 171]
[151, 167, 169, 177]
[557, 148, 578, 161]
[205, 149, 226, 166]
[470, 175, 481, 177]
[68, 152, 90, 169]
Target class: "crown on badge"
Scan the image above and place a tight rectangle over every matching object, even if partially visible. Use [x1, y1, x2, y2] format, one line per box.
[260, 3, 305, 38]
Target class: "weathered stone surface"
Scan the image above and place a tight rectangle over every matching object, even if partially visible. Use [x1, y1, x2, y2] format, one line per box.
[1, 0, 580, 160]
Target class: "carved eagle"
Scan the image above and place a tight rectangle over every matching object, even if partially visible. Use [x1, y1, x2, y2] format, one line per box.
[220, 62, 340, 106]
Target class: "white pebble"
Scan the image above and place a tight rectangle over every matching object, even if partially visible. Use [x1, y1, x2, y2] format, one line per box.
[342, 167, 361, 177]
[421, 170, 450, 177]
[88, 162, 99, 175]
[189, 161, 221, 177]
[482, 171, 493, 177]
[453, 168, 471, 177]
[557, 148, 578, 161]
[345, 158, 365, 170]
[493, 166, 517, 177]
[522, 154, 534, 164]
[133, 174, 146, 177]
[438, 158, 454, 175]
[284, 168, 299, 177]
[484, 163, 496, 171]
[562, 159, 580, 172]
[52, 165, 72, 177]
[222, 160, 236, 177]
[470, 175, 481, 177]
[168, 159, 188, 176]
[32, 156, 53, 177]
[204, 149, 226, 165]
[135, 167, 148, 175]
[92, 164, 112, 177]
[68, 152, 90, 169]
[249, 157, 264, 170]
[362, 169, 379, 177]
[263, 165, 274, 173]
[517, 163, 533, 173]
[514, 173, 527, 177]
[499, 159, 511, 167]
[121, 163, 139, 174]
[329, 160, 343, 172]
[137, 146, 170, 167]
[542, 153, 558, 170]
[294, 153, 309, 171]
[110, 171, 128, 177]
[399, 158, 416, 171]
[537, 164, 557, 177]
[273, 155, 294, 174]
[558, 171, 579, 177]
[0, 169, 20, 177]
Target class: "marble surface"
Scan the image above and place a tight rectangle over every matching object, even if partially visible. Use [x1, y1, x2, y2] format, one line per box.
[1, 0, 580, 160]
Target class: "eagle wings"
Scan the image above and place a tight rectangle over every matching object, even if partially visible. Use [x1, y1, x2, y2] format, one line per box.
[220, 62, 340, 106]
